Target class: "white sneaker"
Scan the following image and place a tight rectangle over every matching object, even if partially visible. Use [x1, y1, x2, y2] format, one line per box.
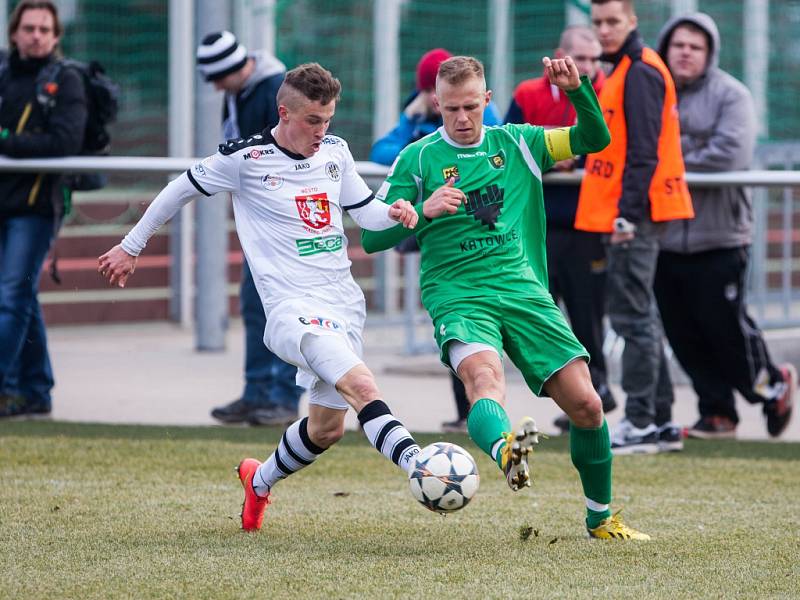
[611, 419, 659, 455]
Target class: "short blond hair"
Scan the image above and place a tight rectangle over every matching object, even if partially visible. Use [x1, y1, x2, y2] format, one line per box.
[436, 56, 486, 88]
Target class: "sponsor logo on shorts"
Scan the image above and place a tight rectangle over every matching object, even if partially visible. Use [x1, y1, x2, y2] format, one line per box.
[192, 163, 206, 176]
[298, 316, 342, 330]
[295, 193, 331, 229]
[439, 323, 446, 336]
[296, 234, 343, 256]
[325, 161, 341, 181]
[261, 173, 283, 191]
[442, 165, 460, 183]
[488, 150, 505, 169]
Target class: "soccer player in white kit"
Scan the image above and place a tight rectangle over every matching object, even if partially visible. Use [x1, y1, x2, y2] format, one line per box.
[98, 63, 424, 531]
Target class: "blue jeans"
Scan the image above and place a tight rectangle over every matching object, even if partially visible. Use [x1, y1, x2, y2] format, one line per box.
[240, 260, 303, 408]
[0, 214, 56, 408]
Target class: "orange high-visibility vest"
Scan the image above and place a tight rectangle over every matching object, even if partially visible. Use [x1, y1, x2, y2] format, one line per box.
[575, 47, 693, 232]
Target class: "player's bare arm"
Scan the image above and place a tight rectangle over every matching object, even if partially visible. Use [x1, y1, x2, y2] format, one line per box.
[422, 178, 465, 219]
[542, 56, 581, 91]
[98, 245, 137, 288]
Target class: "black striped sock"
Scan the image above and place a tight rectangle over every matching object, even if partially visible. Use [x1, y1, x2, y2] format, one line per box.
[253, 417, 325, 495]
[357, 400, 421, 472]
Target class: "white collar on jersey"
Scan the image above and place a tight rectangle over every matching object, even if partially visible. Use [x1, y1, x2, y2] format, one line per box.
[438, 125, 486, 148]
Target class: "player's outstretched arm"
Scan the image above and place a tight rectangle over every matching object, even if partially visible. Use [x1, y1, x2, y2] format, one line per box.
[97, 172, 204, 287]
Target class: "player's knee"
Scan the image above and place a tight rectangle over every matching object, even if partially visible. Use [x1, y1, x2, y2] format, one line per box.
[340, 371, 380, 404]
[568, 392, 603, 428]
[463, 361, 503, 394]
[308, 419, 346, 448]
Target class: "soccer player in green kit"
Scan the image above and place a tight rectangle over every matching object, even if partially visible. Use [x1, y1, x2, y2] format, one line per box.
[363, 55, 649, 540]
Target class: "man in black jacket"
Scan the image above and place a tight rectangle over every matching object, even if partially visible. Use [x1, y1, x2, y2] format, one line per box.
[196, 31, 303, 426]
[0, 0, 87, 419]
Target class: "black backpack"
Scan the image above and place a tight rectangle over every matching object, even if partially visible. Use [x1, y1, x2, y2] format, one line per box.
[0, 52, 120, 190]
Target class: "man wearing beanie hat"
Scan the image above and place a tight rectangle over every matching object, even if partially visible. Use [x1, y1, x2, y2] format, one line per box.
[197, 31, 304, 427]
[370, 48, 501, 166]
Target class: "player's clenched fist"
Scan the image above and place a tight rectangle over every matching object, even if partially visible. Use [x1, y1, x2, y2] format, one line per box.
[388, 199, 419, 228]
[98, 244, 137, 288]
[423, 178, 465, 219]
[542, 56, 581, 91]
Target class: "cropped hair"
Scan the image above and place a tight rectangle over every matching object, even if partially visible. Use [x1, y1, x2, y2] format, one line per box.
[280, 63, 341, 106]
[436, 56, 485, 87]
[591, 0, 635, 13]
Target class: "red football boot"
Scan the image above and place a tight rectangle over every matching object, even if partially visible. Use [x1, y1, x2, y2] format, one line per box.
[237, 458, 271, 531]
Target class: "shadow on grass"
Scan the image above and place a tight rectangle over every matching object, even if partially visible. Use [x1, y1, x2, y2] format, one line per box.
[1, 420, 798, 461]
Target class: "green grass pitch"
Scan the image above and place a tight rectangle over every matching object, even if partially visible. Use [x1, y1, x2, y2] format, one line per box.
[1, 421, 797, 599]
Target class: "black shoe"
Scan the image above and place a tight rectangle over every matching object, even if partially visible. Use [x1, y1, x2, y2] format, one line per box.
[441, 418, 467, 433]
[765, 363, 796, 438]
[247, 405, 298, 426]
[0, 394, 51, 420]
[687, 415, 736, 439]
[657, 421, 684, 452]
[210, 398, 258, 424]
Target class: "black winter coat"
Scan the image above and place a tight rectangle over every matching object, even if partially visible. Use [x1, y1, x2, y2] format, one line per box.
[0, 49, 88, 218]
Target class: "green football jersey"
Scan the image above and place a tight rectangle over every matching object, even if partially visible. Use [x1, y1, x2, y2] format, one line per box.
[377, 123, 555, 305]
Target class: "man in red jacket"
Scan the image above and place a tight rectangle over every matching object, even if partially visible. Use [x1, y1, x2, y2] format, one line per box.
[505, 26, 616, 434]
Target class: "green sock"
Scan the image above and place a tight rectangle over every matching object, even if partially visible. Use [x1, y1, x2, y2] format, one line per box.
[466, 398, 511, 469]
[570, 419, 613, 529]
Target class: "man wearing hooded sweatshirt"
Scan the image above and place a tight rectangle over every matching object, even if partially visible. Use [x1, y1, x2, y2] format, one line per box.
[654, 13, 795, 439]
[197, 31, 303, 426]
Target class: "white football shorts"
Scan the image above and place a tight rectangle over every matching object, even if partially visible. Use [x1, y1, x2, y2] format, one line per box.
[264, 292, 366, 410]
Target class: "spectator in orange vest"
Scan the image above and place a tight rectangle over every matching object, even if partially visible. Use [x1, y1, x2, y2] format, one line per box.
[505, 25, 617, 434]
[576, 0, 694, 454]
[654, 13, 795, 439]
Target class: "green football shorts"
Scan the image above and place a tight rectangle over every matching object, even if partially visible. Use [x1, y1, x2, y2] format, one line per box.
[429, 291, 589, 395]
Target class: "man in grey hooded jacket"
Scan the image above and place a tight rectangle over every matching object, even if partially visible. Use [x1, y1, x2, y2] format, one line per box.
[654, 12, 795, 439]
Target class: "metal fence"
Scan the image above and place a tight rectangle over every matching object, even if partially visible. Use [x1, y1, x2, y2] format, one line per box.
[1, 155, 798, 355]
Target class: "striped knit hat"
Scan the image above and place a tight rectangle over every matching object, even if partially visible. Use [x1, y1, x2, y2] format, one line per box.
[197, 31, 248, 81]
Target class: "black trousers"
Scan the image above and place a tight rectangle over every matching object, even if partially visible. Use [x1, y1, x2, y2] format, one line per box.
[546, 228, 610, 392]
[654, 247, 781, 424]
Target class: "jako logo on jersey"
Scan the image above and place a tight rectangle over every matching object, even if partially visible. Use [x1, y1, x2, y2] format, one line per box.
[325, 161, 341, 182]
[294, 162, 311, 170]
[298, 316, 341, 330]
[488, 150, 505, 169]
[261, 174, 284, 191]
[243, 148, 275, 160]
[442, 165, 460, 183]
[295, 193, 331, 229]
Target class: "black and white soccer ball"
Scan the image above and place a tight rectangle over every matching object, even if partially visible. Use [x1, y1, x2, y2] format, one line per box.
[408, 442, 479, 513]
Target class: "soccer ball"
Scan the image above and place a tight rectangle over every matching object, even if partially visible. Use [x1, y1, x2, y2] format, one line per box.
[408, 442, 479, 513]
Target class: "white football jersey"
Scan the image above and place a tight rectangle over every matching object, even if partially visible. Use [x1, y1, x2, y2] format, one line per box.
[186, 129, 373, 312]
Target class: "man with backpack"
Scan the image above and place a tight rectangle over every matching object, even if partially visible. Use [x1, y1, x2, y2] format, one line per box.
[0, 0, 89, 419]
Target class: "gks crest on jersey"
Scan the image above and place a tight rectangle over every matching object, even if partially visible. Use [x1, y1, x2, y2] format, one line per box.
[295, 193, 331, 230]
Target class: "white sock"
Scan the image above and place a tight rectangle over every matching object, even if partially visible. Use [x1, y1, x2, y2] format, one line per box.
[253, 417, 325, 496]
[357, 400, 420, 472]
